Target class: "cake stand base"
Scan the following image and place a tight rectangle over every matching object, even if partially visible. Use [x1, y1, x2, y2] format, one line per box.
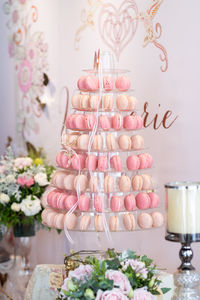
[173, 270, 200, 300]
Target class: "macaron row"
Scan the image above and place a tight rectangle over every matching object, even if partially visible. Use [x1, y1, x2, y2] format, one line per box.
[46, 188, 159, 212]
[77, 75, 131, 92]
[72, 93, 138, 112]
[52, 172, 154, 193]
[42, 208, 164, 231]
[56, 152, 152, 173]
[61, 134, 144, 152]
[66, 113, 143, 131]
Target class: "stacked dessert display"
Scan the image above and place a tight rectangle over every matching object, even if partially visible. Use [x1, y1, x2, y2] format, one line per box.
[41, 51, 164, 236]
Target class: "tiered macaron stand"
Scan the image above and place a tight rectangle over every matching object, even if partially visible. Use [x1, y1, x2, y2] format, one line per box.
[41, 52, 164, 237]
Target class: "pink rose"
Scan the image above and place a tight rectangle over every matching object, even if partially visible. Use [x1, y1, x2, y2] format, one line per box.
[68, 264, 93, 281]
[17, 176, 34, 187]
[121, 259, 148, 279]
[132, 288, 156, 300]
[96, 289, 129, 300]
[105, 270, 131, 295]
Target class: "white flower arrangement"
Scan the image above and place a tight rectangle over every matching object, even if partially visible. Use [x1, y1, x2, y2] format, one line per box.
[0, 146, 54, 229]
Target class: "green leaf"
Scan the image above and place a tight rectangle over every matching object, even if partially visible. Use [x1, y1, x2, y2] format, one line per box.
[105, 258, 121, 270]
[161, 287, 171, 294]
[140, 255, 153, 266]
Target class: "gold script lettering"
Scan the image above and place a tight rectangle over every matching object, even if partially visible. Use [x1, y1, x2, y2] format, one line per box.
[142, 102, 178, 130]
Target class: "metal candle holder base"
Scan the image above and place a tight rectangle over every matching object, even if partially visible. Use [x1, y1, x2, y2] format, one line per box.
[166, 233, 200, 300]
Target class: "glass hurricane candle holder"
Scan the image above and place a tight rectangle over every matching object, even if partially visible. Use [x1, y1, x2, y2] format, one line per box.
[165, 181, 200, 300]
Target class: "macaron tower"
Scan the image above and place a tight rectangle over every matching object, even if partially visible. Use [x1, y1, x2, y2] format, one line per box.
[42, 51, 164, 234]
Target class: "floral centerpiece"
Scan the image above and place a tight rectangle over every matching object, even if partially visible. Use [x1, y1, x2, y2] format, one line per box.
[0, 143, 54, 234]
[58, 249, 170, 300]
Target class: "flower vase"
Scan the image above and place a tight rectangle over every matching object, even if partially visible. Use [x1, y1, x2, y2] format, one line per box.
[13, 223, 35, 271]
[12, 223, 36, 298]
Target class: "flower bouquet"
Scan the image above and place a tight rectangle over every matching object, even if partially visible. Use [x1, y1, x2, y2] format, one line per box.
[0, 143, 54, 234]
[58, 249, 170, 300]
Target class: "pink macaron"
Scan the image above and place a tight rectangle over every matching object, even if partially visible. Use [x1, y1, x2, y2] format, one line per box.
[115, 76, 131, 91]
[80, 94, 90, 110]
[52, 171, 67, 189]
[64, 213, 77, 230]
[66, 114, 76, 129]
[109, 216, 119, 231]
[84, 75, 99, 91]
[47, 189, 58, 207]
[65, 195, 77, 210]
[89, 94, 100, 110]
[54, 193, 68, 210]
[132, 175, 143, 191]
[72, 94, 81, 109]
[99, 115, 111, 131]
[85, 155, 98, 171]
[106, 134, 116, 151]
[128, 96, 138, 110]
[145, 153, 153, 168]
[123, 213, 135, 231]
[95, 215, 104, 232]
[124, 194, 136, 211]
[78, 194, 90, 212]
[136, 192, 151, 210]
[119, 175, 131, 192]
[103, 76, 113, 91]
[116, 94, 129, 111]
[77, 76, 86, 91]
[151, 212, 164, 227]
[148, 192, 159, 208]
[74, 174, 88, 193]
[123, 115, 137, 130]
[138, 153, 153, 169]
[103, 94, 114, 110]
[79, 215, 91, 231]
[126, 155, 140, 170]
[112, 114, 123, 130]
[92, 135, 103, 150]
[85, 114, 96, 130]
[41, 208, 56, 225]
[110, 155, 122, 171]
[53, 213, 65, 229]
[104, 175, 114, 193]
[89, 176, 99, 192]
[141, 174, 153, 190]
[94, 195, 104, 212]
[71, 154, 86, 170]
[136, 115, 143, 129]
[74, 114, 85, 130]
[98, 156, 108, 172]
[77, 134, 90, 150]
[61, 152, 70, 168]
[118, 135, 131, 151]
[131, 135, 144, 150]
[110, 196, 123, 212]
[138, 213, 153, 229]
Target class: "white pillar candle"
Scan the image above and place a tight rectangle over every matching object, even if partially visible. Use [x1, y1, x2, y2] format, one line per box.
[166, 182, 200, 234]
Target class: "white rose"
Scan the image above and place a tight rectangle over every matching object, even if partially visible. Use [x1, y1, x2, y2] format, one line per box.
[14, 157, 33, 169]
[11, 202, 21, 212]
[5, 174, 16, 183]
[20, 196, 41, 216]
[34, 172, 49, 186]
[0, 193, 10, 204]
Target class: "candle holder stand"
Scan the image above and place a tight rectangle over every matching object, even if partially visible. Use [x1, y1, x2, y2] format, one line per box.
[166, 233, 200, 300]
